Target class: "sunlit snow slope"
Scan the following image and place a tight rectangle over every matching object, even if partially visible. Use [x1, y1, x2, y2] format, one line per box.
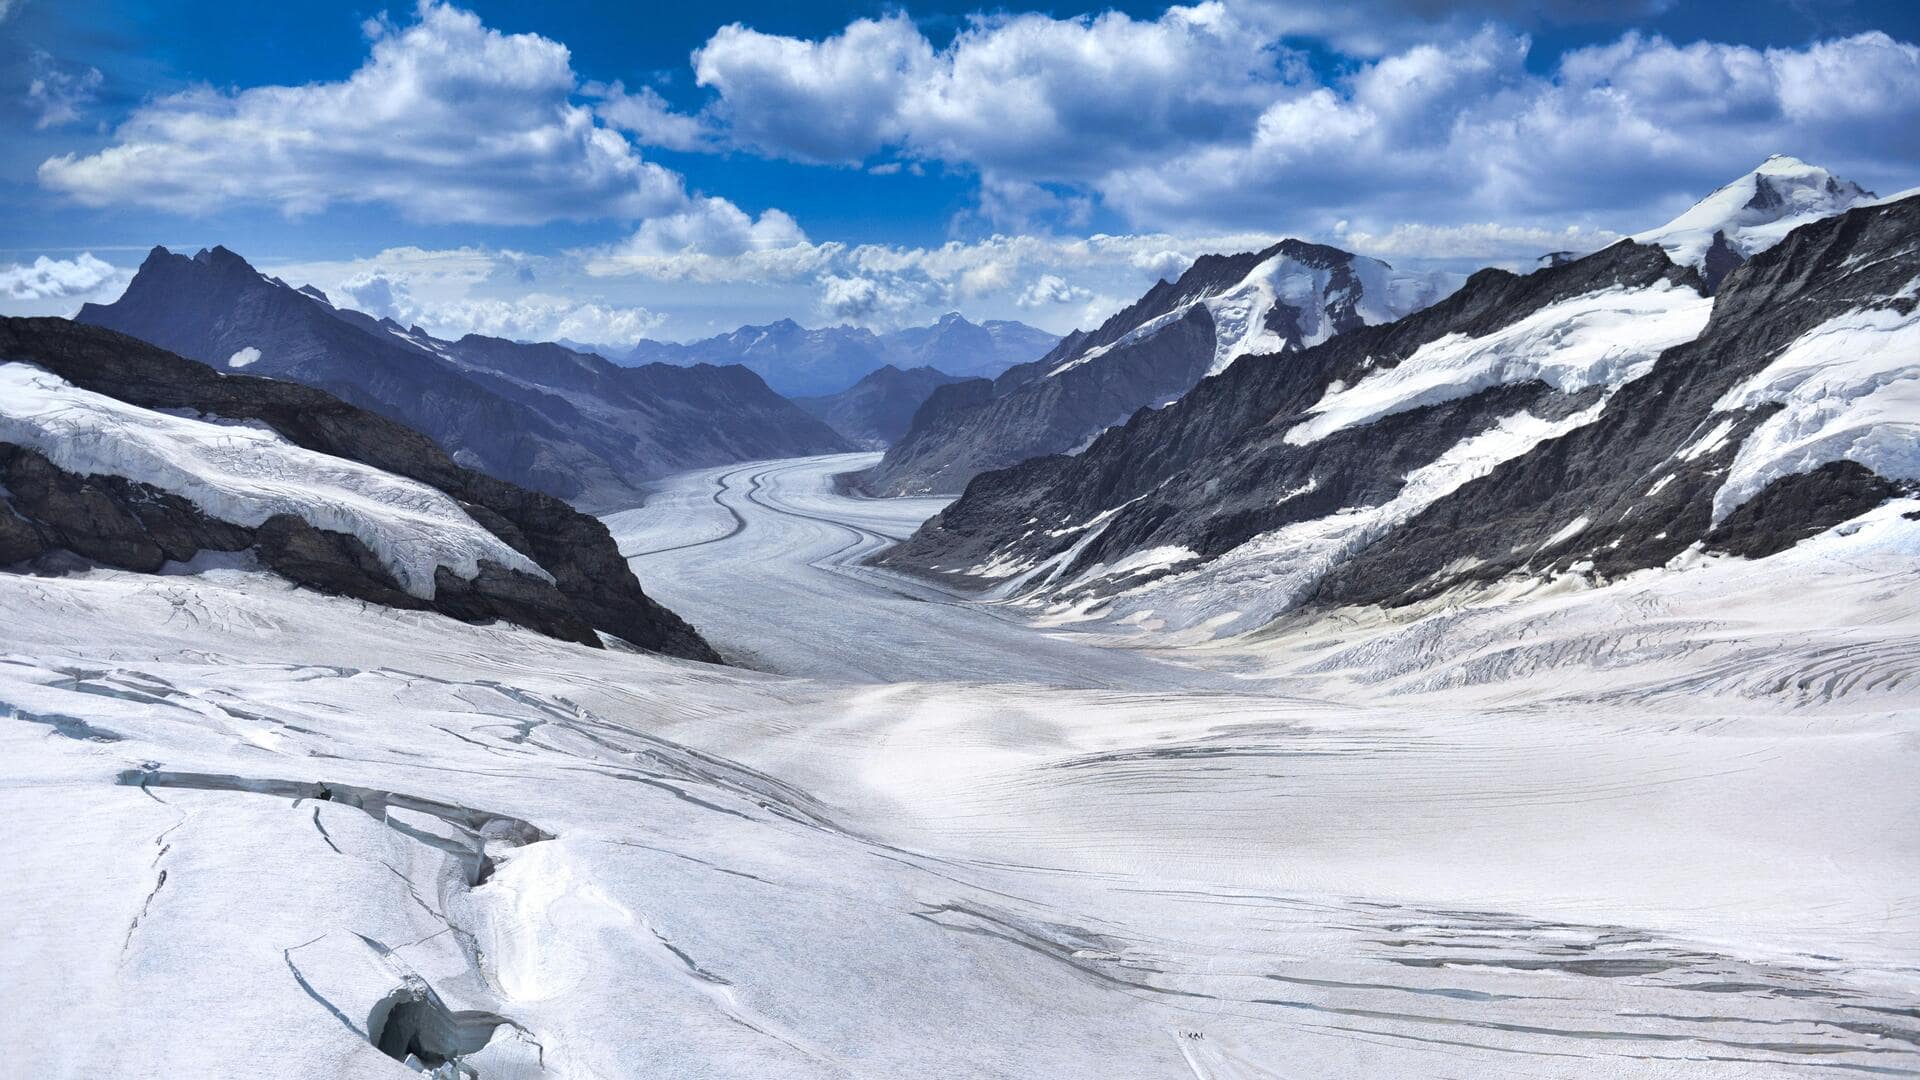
[0, 363, 544, 597]
[1633, 154, 1873, 283]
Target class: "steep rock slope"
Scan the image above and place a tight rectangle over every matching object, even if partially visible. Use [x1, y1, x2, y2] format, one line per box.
[880, 191, 1920, 639]
[77, 247, 850, 510]
[793, 364, 972, 447]
[0, 316, 719, 660]
[623, 312, 1057, 397]
[858, 240, 1453, 495]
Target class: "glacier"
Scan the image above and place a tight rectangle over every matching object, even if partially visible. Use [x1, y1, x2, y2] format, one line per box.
[1712, 291, 1920, 521]
[1286, 281, 1713, 445]
[3, 453, 1915, 1078]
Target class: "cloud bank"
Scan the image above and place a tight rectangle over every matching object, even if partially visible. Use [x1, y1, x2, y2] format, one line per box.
[25, 0, 1920, 340]
[689, 6, 1920, 233]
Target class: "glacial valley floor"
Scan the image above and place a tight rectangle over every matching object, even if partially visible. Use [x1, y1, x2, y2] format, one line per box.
[4, 453, 1917, 1078]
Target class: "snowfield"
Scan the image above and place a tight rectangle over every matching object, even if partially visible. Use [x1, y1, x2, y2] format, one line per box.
[1712, 292, 1920, 520]
[0, 362, 548, 597]
[1286, 281, 1713, 445]
[3, 453, 1916, 1078]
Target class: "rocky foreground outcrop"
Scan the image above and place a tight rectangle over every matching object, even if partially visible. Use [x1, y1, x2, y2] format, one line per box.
[0, 317, 719, 661]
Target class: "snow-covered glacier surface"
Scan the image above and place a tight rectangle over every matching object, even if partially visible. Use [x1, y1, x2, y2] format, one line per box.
[1712, 288, 1920, 520]
[0, 362, 546, 596]
[4, 453, 1916, 1078]
[1287, 281, 1712, 445]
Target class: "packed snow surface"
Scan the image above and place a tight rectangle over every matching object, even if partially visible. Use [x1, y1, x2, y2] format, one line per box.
[0, 362, 546, 597]
[3, 453, 1916, 1078]
[1633, 154, 1873, 269]
[1712, 293, 1920, 520]
[1287, 281, 1712, 444]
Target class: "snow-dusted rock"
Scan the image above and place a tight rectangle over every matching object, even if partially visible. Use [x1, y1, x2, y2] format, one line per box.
[860, 239, 1456, 496]
[883, 180, 1920, 643]
[0, 315, 719, 658]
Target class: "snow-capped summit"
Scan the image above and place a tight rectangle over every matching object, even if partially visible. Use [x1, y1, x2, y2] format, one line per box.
[885, 180, 1920, 642]
[856, 239, 1460, 495]
[1634, 155, 1874, 287]
[1046, 240, 1451, 380]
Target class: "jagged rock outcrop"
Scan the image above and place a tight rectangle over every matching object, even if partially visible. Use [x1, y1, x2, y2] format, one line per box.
[0, 316, 719, 660]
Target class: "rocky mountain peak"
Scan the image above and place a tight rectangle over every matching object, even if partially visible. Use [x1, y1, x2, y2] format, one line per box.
[1634, 156, 1874, 288]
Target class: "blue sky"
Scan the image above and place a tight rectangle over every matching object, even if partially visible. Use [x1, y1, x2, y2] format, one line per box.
[3, 0, 1918, 343]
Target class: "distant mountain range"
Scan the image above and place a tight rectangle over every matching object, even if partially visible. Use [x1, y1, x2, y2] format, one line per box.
[793, 365, 973, 448]
[76, 246, 853, 511]
[880, 158, 1917, 640]
[621, 312, 1059, 398]
[856, 240, 1456, 496]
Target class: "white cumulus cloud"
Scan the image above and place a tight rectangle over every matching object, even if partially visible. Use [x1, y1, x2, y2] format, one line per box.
[335, 269, 665, 346]
[0, 253, 125, 300]
[589, 80, 716, 152]
[693, 4, 1294, 183]
[688, 8, 1920, 238]
[1016, 274, 1093, 308]
[35, 2, 761, 229]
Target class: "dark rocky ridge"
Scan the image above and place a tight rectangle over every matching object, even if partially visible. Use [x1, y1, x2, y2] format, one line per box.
[856, 239, 1432, 496]
[0, 316, 719, 661]
[1312, 196, 1920, 611]
[881, 240, 1701, 579]
[881, 194, 1920, 624]
[78, 246, 851, 511]
[793, 364, 972, 448]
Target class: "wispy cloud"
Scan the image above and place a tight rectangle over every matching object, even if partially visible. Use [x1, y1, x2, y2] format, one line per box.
[26, 50, 103, 130]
